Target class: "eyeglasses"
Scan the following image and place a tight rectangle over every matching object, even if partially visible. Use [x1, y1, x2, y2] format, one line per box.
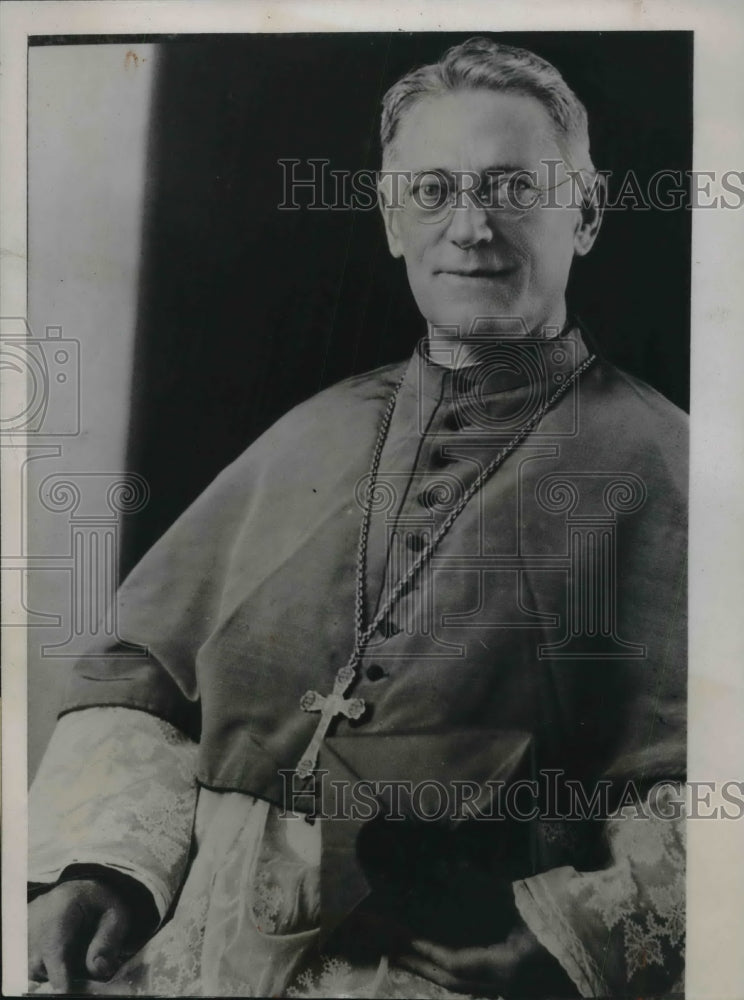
[398, 168, 575, 224]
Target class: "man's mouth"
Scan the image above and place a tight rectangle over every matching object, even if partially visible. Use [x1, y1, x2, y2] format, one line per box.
[437, 267, 514, 278]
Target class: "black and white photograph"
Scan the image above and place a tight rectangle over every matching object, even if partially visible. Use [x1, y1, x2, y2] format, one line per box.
[2, 2, 743, 997]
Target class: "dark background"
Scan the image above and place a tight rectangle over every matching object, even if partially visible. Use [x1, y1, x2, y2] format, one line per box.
[111, 31, 692, 577]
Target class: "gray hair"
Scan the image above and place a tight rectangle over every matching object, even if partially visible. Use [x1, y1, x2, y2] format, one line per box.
[380, 36, 594, 171]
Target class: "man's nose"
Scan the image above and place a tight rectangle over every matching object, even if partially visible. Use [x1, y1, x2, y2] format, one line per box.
[446, 197, 493, 249]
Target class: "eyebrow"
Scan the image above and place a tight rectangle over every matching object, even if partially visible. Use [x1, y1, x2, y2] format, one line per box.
[413, 164, 530, 177]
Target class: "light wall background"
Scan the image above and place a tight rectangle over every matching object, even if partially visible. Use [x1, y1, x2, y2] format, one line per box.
[27, 43, 157, 776]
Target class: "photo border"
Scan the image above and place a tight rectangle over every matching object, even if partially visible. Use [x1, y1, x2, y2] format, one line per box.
[2, 2, 743, 995]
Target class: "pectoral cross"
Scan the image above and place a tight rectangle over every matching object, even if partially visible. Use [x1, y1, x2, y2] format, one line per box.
[295, 664, 366, 779]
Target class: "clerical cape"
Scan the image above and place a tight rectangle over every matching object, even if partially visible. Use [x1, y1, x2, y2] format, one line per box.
[62, 327, 686, 795]
[46, 325, 688, 993]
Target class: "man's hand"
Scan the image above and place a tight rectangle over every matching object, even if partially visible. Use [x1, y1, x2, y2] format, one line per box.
[397, 916, 577, 998]
[28, 878, 138, 993]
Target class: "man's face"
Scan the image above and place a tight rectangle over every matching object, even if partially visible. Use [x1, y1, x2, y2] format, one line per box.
[379, 88, 600, 338]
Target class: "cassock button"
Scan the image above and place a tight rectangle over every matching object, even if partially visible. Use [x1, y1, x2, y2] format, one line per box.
[366, 664, 387, 682]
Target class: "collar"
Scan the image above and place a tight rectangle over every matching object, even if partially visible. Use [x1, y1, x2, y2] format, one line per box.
[399, 319, 591, 404]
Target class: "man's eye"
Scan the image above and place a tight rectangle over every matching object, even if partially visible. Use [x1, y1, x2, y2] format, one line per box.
[480, 175, 532, 199]
[507, 175, 533, 191]
[412, 177, 450, 205]
[503, 175, 539, 207]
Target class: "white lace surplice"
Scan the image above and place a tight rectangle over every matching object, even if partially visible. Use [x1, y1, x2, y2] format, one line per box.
[29, 708, 684, 997]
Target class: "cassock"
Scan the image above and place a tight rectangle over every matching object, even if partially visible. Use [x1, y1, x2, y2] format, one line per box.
[29, 324, 687, 997]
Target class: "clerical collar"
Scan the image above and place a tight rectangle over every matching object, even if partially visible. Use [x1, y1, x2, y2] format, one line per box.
[401, 319, 590, 404]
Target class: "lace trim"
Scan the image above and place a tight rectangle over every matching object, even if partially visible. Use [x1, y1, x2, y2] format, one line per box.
[514, 872, 609, 997]
[516, 785, 685, 995]
[252, 869, 285, 934]
[29, 706, 198, 922]
[287, 956, 474, 999]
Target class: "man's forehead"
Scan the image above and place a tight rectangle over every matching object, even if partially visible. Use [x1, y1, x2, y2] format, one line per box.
[386, 88, 566, 174]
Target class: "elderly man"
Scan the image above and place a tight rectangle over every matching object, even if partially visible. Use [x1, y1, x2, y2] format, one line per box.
[29, 37, 686, 998]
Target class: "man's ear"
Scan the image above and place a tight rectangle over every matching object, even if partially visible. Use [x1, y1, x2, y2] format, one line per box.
[378, 172, 405, 259]
[573, 171, 605, 257]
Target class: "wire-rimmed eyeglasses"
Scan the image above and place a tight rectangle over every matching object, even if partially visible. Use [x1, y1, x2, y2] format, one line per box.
[397, 168, 577, 224]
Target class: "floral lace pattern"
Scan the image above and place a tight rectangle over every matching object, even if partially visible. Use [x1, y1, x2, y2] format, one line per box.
[580, 789, 685, 986]
[288, 956, 478, 999]
[31, 709, 684, 997]
[252, 869, 285, 934]
[115, 887, 210, 996]
[29, 707, 198, 920]
[514, 784, 685, 997]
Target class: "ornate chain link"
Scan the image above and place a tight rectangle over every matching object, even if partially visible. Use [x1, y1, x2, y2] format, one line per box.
[294, 348, 597, 778]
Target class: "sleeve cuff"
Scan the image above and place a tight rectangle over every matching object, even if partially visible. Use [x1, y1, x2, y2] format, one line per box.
[29, 706, 198, 925]
[513, 869, 610, 998]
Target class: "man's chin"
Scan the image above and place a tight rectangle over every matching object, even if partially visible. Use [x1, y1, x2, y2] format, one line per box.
[421, 291, 535, 339]
[426, 311, 532, 340]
